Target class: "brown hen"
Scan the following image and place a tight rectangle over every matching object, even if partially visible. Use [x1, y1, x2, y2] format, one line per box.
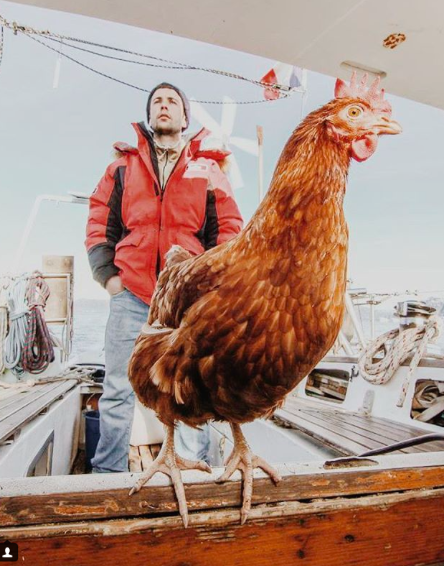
[128, 74, 402, 526]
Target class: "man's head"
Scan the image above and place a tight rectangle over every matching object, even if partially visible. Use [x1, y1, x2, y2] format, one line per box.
[147, 82, 190, 134]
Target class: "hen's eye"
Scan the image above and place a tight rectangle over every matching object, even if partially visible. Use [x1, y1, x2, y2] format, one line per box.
[347, 106, 363, 119]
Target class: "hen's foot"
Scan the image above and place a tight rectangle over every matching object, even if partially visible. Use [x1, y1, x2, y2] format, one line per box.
[128, 425, 211, 528]
[216, 423, 281, 525]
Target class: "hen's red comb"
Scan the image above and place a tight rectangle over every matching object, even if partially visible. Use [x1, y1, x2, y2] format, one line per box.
[335, 71, 392, 115]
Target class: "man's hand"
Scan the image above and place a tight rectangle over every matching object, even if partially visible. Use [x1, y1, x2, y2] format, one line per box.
[106, 275, 125, 296]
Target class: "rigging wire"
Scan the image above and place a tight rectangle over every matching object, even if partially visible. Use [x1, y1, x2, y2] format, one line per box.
[44, 35, 191, 70]
[26, 33, 154, 95]
[0, 13, 299, 104]
[0, 25, 4, 70]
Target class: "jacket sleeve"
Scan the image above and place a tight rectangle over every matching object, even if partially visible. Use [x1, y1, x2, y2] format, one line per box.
[85, 163, 125, 287]
[203, 161, 243, 249]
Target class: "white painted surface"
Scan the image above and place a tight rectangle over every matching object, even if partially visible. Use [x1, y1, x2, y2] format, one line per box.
[294, 357, 444, 433]
[0, 386, 81, 478]
[130, 399, 165, 446]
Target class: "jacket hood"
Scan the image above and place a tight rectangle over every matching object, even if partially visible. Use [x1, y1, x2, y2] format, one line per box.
[113, 123, 231, 170]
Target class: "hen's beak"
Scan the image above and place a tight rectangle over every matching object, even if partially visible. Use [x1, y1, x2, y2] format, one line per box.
[373, 116, 402, 136]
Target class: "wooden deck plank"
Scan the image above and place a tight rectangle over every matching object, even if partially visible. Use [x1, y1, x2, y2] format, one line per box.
[4, 489, 444, 566]
[128, 445, 158, 472]
[139, 445, 155, 470]
[277, 407, 427, 456]
[286, 397, 424, 436]
[0, 390, 28, 412]
[286, 408, 388, 451]
[325, 409, 444, 451]
[128, 446, 142, 473]
[281, 397, 444, 455]
[150, 443, 161, 459]
[298, 402, 439, 437]
[315, 408, 428, 440]
[0, 381, 65, 418]
[293, 408, 428, 454]
[0, 380, 78, 445]
[2, 456, 444, 527]
[308, 410, 444, 453]
[276, 407, 374, 455]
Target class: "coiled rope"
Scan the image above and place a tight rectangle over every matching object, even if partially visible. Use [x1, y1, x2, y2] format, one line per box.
[358, 316, 442, 407]
[0, 280, 8, 374]
[4, 276, 29, 376]
[0, 305, 7, 374]
[21, 272, 54, 374]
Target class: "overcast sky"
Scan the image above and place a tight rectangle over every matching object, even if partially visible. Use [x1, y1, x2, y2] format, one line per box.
[0, 0, 443, 300]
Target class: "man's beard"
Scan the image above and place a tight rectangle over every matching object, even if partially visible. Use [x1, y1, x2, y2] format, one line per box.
[154, 123, 181, 135]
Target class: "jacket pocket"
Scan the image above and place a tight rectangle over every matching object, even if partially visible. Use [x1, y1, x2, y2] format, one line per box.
[115, 231, 145, 251]
[114, 229, 155, 285]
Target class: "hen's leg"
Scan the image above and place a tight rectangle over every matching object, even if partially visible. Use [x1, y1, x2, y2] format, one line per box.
[128, 424, 211, 527]
[216, 423, 281, 524]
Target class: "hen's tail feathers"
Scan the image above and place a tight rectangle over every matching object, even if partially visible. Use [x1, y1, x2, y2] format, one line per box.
[129, 327, 193, 406]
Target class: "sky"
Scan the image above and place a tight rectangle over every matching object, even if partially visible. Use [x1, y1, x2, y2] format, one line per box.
[0, 0, 443, 301]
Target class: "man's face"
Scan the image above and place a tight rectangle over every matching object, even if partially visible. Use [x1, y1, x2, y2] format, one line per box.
[149, 88, 187, 134]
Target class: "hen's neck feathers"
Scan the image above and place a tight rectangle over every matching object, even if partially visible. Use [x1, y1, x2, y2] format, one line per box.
[244, 103, 351, 245]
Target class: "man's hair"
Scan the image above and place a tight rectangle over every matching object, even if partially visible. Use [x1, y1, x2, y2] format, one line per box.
[146, 82, 190, 131]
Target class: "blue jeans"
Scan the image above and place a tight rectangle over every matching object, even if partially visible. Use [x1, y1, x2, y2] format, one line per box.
[92, 288, 210, 472]
[175, 423, 211, 464]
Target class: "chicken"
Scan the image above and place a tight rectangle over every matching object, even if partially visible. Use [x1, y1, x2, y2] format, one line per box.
[128, 73, 402, 526]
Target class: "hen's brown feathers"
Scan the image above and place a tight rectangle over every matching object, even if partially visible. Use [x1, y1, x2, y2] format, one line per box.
[148, 243, 231, 328]
[128, 94, 391, 428]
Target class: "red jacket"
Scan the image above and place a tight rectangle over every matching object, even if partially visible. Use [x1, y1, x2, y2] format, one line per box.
[85, 123, 243, 304]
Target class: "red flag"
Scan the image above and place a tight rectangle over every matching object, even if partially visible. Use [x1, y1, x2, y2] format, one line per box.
[261, 63, 306, 100]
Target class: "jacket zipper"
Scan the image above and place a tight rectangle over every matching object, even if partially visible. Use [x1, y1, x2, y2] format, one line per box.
[161, 150, 169, 192]
[155, 147, 186, 277]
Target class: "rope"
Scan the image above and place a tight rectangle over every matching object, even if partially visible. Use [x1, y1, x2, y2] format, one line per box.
[0, 378, 36, 392]
[21, 271, 55, 374]
[4, 276, 28, 376]
[0, 305, 7, 374]
[0, 13, 295, 105]
[0, 366, 96, 390]
[0, 279, 8, 374]
[358, 316, 442, 407]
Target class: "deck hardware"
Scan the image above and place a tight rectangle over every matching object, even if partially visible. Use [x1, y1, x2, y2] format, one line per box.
[383, 33, 406, 49]
[350, 365, 359, 381]
[358, 389, 375, 415]
[323, 456, 378, 469]
[0, 429, 21, 446]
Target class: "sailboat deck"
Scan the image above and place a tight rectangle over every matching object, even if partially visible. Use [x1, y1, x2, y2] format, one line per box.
[128, 443, 162, 472]
[0, 380, 78, 445]
[275, 396, 444, 456]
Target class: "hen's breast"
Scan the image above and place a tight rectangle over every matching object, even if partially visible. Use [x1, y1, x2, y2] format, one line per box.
[180, 205, 348, 424]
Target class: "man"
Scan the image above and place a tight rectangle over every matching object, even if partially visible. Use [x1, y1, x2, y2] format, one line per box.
[85, 83, 243, 473]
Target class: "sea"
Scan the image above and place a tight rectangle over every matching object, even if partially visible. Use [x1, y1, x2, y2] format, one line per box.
[71, 299, 109, 359]
[71, 297, 444, 359]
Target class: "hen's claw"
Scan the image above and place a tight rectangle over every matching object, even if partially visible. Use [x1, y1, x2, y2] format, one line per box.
[128, 425, 211, 528]
[216, 423, 281, 524]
